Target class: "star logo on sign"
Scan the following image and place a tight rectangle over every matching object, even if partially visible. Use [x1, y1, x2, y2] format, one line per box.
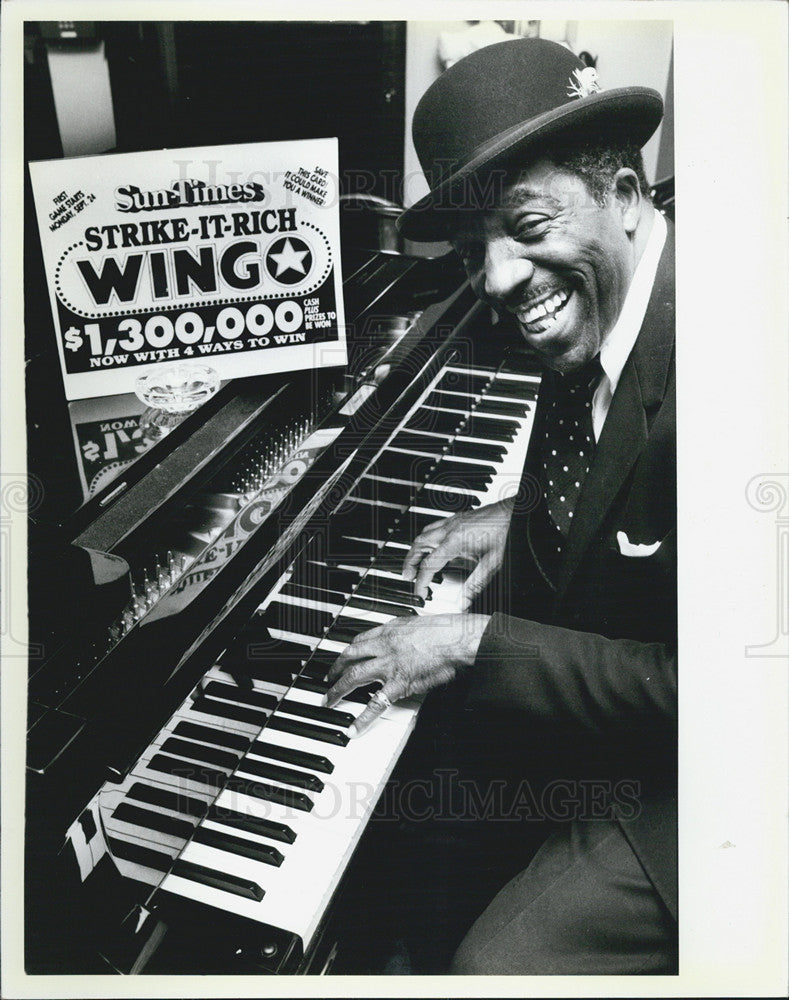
[265, 236, 313, 284]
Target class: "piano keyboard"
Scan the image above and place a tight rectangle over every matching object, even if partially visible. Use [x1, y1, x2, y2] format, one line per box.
[75, 355, 540, 954]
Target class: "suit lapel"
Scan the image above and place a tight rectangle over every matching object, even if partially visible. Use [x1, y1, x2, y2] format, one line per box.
[554, 221, 676, 602]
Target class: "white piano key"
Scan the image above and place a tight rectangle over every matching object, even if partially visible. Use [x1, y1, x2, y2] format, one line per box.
[272, 592, 392, 627]
[273, 591, 344, 616]
[409, 505, 453, 518]
[345, 494, 407, 511]
[386, 444, 444, 460]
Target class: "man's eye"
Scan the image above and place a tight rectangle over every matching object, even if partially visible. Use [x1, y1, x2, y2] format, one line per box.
[515, 216, 549, 239]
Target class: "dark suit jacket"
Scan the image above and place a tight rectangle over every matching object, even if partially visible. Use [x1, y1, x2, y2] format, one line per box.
[468, 221, 677, 919]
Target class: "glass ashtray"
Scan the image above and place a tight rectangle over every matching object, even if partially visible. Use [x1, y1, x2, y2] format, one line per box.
[134, 364, 220, 414]
[138, 406, 184, 445]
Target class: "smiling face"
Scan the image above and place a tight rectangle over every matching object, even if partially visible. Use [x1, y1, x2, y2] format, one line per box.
[450, 159, 641, 373]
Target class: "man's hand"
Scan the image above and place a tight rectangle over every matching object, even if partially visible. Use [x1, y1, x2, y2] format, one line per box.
[324, 613, 490, 736]
[401, 498, 515, 604]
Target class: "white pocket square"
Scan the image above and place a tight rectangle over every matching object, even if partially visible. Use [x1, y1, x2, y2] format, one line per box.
[616, 530, 662, 557]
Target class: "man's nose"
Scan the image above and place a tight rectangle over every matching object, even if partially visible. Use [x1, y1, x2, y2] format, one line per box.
[482, 242, 535, 304]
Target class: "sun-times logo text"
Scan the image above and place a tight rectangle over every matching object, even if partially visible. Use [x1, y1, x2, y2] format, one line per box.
[115, 179, 268, 213]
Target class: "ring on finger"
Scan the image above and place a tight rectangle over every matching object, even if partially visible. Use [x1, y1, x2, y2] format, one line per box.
[369, 688, 393, 711]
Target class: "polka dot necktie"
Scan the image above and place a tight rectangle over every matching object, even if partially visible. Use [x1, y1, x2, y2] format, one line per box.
[542, 355, 604, 556]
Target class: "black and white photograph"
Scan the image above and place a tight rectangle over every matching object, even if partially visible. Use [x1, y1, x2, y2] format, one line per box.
[1, 2, 787, 995]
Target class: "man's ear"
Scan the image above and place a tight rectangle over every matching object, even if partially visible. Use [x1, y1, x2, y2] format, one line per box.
[613, 168, 643, 235]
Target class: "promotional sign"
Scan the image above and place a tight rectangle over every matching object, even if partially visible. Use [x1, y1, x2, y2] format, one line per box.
[29, 139, 347, 399]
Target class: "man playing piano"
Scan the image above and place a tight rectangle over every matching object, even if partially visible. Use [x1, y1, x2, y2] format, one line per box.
[326, 38, 677, 974]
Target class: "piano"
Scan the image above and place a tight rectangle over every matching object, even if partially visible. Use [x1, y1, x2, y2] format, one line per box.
[25, 222, 543, 974]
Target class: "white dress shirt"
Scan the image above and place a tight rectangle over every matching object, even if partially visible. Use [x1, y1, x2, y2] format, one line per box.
[592, 209, 667, 441]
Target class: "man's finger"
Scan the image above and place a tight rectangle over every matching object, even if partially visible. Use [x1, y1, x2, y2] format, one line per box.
[401, 523, 448, 580]
[349, 685, 400, 737]
[413, 545, 452, 598]
[324, 656, 392, 708]
[460, 551, 498, 607]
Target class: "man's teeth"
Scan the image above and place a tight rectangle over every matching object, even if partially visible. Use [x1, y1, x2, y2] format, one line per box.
[521, 289, 570, 326]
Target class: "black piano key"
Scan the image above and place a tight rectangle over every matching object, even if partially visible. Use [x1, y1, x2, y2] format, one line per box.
[325, 619, 377, 645]
[172, 721, 253, 753]
[279, 699, 354, 728]
[161, 737, 240, 771]
[356, 578, 426, 604]
[346, 594, 417, 616]
[463, 414, 519, 441]
[424, 389, 476, 411]
[368, 548, 412, 573]
[473, 396, 531, 418]
[331, 496, 395, 525]
[190, 696, 270, 728]
[265, 601, 334, 637]
[238, 757, 324, 792]
[252, 739, 334, 774]
[192, 827, 285, 867]
[333, 498, 402, 533]
[108, 837, 175, 873]
[427, 468, 492, 492]
[171, 857, 265, 901]
[126, 781, 210, 818]
[280, 582, 349, 607]
[203, 681, 279, 712]
[293, 675, 330, 695]
[148, 753, 227, 786]
[406, 407, 466, 436]
[224, 661, 294, 689]
[324, 536, 380, 564]
[224, 775, 314, 812]
[448, 438, 507, 462]
[299, 660, 332, 682]
[302, 649, 337, 675]
[296, 564, 363, 593]
[206, 802, 296, 843]
[225, 640, 311, 686]
[392, 512, 453, 540]
[438, 370, 492, 395]
[490, 377, 539, 399]
[419, 486, 480, 513]
[436, 457, 497, 479]
[226, 633, 311, 665]
[371, 451, 436, 484]
[112, 802, 196, 840]
[267, 715, 350, 747]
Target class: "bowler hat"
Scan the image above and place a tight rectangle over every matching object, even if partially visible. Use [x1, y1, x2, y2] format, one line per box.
[398, 37, 663, 241]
